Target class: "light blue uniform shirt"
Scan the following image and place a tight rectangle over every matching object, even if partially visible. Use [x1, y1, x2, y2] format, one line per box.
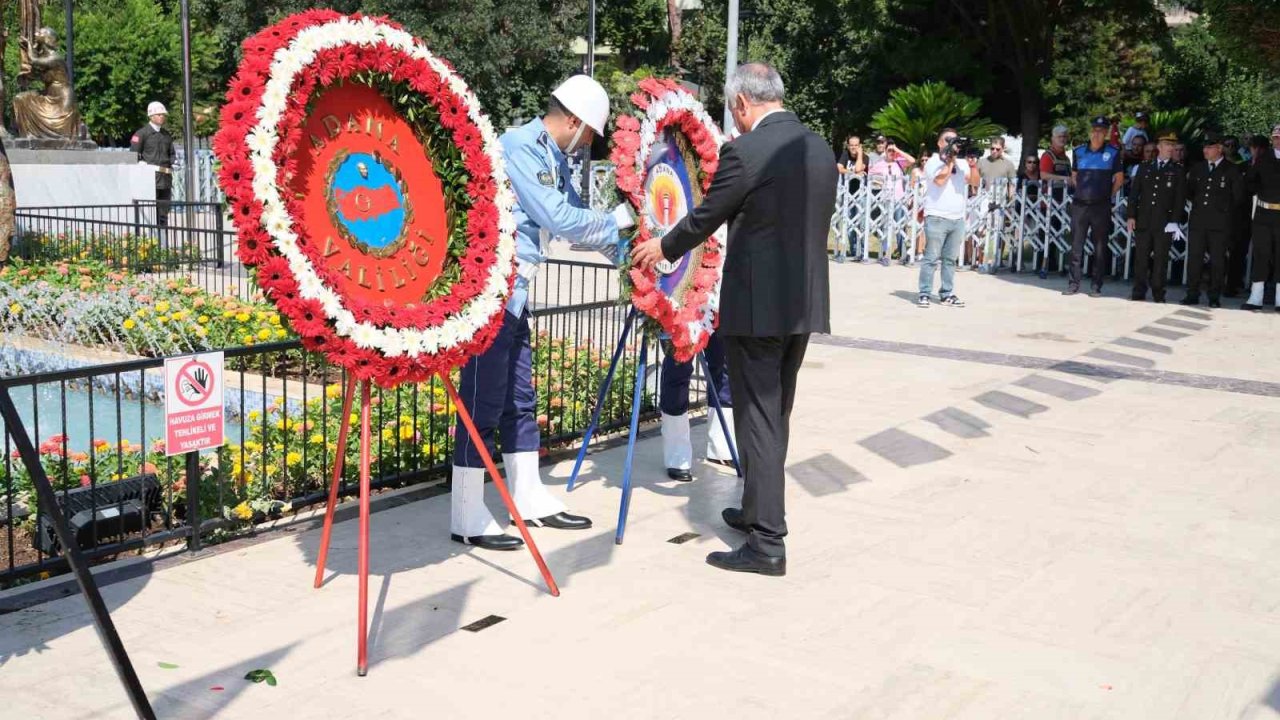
[500, 118, 626, 315]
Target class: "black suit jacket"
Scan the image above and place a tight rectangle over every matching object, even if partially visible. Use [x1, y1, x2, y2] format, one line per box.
[1127, 160, 1187, 229]
[1187, 161, 1243, 230]
[660, 111, 837, 337]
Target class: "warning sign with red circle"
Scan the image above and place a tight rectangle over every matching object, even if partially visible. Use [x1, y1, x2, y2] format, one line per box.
[165, 352, 225, 456]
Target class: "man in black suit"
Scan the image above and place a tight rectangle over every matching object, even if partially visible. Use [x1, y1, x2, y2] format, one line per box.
[631, 63, 837, 577]
[1181, 131, 1243, 308]
[1126, 131, 1187, 302]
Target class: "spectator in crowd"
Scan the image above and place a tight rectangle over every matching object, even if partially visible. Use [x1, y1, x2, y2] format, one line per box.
[1122, 111, 1151, 147]
[1109, 115, 1123, 149]
[1040, 125, 1072, 184]
[1241, 124, 1280, 312]
[1126, 130, 1187, 303]
[1223, 135, 1244, 165]
[834, 135, 866, 262]
[1124, 134, 1147, 171]
[978, 137, 1016, 184]
[917, 128, 980, 308]
[1174, 141, 1187, 165]
[131, 101, 175, 234]
[869, 135, 887, 168]
[1182, 130, 1243, 308]
[868, 139, 914, 265]
[1064, 116, 1125, 297]
[836, 135, 867, 190]
[1130, 142, 1157, 180]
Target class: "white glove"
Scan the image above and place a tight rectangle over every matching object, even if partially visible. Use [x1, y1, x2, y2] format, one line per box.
[611, 203, 636, 230]
[1164, 222, 1185, 241]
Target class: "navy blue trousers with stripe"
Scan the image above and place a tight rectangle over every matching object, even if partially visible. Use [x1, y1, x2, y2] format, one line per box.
[453, 310, 541, 468]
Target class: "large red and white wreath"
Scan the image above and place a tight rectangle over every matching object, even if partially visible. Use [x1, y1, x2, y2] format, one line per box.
[214, 11, 516, 386]
[611, 77, 726, 363]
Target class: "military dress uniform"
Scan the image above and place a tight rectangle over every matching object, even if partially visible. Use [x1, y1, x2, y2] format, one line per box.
[1183, 155, 1243, 306]
[1243, 133, 1280, 311]
[659, 332, 734, 479]
[1225, 152, 1253, 296]
[1127, 157, 1187, 301]
[130, 122, 175, 229]
[449, 116, 628, 547]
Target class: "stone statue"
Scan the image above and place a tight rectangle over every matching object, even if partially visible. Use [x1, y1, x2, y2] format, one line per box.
[13, 27, 81, 140]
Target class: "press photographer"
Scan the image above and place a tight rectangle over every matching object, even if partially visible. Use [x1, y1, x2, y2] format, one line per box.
[916, 128, 981, 308]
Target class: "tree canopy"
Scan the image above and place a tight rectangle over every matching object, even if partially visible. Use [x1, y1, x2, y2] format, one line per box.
[1, 0, 1272, 149]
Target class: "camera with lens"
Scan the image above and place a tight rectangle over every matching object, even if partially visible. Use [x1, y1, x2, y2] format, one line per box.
[942, 135, 972, 160]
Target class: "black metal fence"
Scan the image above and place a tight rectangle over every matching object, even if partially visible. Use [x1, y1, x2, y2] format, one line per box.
[0, 256, 701, 588]
[14, 202, 252, 301]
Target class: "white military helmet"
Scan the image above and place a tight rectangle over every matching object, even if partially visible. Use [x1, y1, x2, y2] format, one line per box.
[552, 75, 609, 136]
[147, 101, 168, 117]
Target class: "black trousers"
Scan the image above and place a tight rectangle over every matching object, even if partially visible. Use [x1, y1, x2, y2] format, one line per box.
[723, 333, 810, 558]
[155, 185, 172, 229]
[1132, 226, 1172, 299]
[1185, 225, 1228, 300]
[1226, 205, 1253, 292]
[1250, 208, 1280, 283]
[1068, 202, 1111, 290]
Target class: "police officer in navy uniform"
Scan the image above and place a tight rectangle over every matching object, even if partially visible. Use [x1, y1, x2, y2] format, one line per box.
[1126, 130, 1187, 303]
[449, 75, 637, 551]
[1242, 124, 1280, 311]
[660, 333, 734, 481]
[1065, 116, 1125, 296]
[130, 101, 175, 231]
[1181, 130, 1243, 308]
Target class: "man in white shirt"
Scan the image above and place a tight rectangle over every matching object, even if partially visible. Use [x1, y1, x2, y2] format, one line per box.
[917, 128, 981, 307]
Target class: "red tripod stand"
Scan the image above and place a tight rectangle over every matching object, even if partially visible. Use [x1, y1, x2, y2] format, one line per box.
[311, 374, 560, 676]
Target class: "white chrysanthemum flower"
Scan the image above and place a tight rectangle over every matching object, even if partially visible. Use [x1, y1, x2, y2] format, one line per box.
[298, 273, 325, 300]
[246, 130, 276, 156]
[350, 323, 379, 350]
[380, 330, 408, 357]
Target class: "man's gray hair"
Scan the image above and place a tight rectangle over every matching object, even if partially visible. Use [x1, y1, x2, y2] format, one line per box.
[724, 63, 785, 105]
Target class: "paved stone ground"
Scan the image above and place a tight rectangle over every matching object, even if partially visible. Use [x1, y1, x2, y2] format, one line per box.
[3, 263, 1280, 719]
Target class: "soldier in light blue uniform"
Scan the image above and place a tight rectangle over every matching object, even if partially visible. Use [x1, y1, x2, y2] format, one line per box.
[451, 75, 636, 551]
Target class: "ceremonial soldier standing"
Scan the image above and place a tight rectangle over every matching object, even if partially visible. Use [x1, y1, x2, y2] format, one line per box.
[130, 101, 175, 232]
[659, 333, 734, 481]
[1182, 131, 1244, 308]
[1126, 131, 1187, 303]
[449, 75, 637, 551]
[1242, 124, 1280, 311]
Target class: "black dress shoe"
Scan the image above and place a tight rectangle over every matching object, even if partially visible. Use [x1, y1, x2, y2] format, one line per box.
[666, 468, 693, 482]
[1089, 287, 1103, 298]
[451, 533, 524, 551]
[706, 544, 786, 576]
[1180, 295, 1200, 305]
[521, 512, 593, 530]
[1209, 298, 1221, 308]
[1153, 295, 1166, 304]
[1130, 294, 1145, 302]
[1062, 286, 1078, 296]
[1243, 302, 1264, 311]
[721, 507, 749, 533]
[706, 458, 738, 469]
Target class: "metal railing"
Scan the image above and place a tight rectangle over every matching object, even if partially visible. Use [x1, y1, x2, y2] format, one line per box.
[14, 202, 254, 301]
[0, 257, 702, 588]
[828, 176, 1249, 283]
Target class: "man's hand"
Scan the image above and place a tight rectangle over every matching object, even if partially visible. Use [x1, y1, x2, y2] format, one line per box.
[1126, 218, 1136, 233]
[630, 235, 667, 269]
